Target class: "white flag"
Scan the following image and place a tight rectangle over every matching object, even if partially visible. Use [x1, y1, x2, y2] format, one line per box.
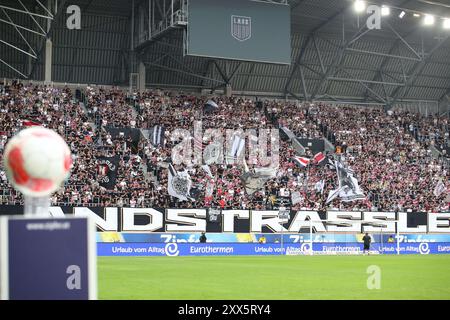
[434, 179, 446, 197]
[291, 191, 303, 205]
[314, 180, 325, 194]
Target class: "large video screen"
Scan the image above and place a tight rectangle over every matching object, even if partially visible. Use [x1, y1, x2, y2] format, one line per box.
[187, 0, 291, 64]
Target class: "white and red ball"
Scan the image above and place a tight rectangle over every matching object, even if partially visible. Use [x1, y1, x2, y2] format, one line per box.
[3, 127, 72, 197]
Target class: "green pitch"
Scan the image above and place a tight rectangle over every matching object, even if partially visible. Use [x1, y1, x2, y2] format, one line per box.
[98, 255, 450, 300]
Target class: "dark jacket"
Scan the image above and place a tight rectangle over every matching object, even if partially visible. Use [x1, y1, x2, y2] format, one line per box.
[363, 235, 371, 245]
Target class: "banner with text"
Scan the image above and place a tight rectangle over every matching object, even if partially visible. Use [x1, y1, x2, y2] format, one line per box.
[97, 242, 450, 256]
[0, 206, 448, 234]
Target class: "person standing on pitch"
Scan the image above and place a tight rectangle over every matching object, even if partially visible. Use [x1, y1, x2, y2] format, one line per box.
[363, 233, 371, 255]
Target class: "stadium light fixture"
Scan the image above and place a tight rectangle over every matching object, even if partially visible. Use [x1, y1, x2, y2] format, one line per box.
[399, 11, 406, 19]
[424, 14, 435, 26]
[443, 18, 450, 29]
[413, 13, 421, 18]
[353, 0, 366, 13]
[381, 6, 390, 16]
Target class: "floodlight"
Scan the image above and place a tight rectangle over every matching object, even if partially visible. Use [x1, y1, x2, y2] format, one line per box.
[443, 18, 450, 29]
[424, 14, 435, 26]
[354, 0, 366, 13]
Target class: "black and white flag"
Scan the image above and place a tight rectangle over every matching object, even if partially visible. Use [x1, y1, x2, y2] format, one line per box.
[150, 125, 165, 147]
[240, 161, 277, 195]
[204, 100, 219, 113]
[434, 179, 446, 197]
[326, 160, 365, 204]
[168, 164, 192, 201]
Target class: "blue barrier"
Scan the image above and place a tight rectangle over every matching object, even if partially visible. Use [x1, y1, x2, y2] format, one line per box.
[97, 242, 450, 256]
[97, 232, 450, 243]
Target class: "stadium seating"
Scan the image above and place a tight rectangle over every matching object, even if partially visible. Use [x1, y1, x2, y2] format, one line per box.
[0, 81, 448, 212]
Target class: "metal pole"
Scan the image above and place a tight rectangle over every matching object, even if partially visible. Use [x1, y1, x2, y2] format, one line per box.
[0, 40, 37, 58]
[17, 0, 48, 35]
[36, 0, 54, 18]
[1, 8, 37, 57]
[396, 220, 400, 255]
[171, 0, 173, 26]
[0, 58, 27, 78]
[148, 0, 153, 40]
[345, 48, 422, 61]
[309, 218, 313, 255]
[380, 226, 383, 255]
[131, 0, 134, 50]
[0, 17, 46, 36]
[0, 5, 53, 19]
[327, 77, 405, 87]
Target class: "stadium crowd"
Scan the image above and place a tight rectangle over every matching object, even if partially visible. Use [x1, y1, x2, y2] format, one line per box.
[0, 81, 448, 212]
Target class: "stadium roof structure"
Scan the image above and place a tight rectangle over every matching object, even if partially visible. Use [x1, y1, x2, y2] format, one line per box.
[1, 0, 450, 109]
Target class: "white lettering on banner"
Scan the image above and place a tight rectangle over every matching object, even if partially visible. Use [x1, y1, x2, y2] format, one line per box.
[396, 234, 435, 243]
[122, 208, 163, 232]
[189, 246, 233, 254]
[438, 245, 450, 252]
[111, 246, 168, 254]
[147, 246, 164, 254]
[326, 211, 362, 232]
[6, 206, 450, 234]
[288, 211, 326, 232]
[73, 207, 118, 231]
[251, 211, 288, 233]
[222, 210, 250, 232]
[254, 246, 274, 253]
[165, 209, 206, 232]
[428, 213, 450, 233]
[362, 212, 396, 233]
[111, 246, 132, 253]
[160, 234, 198, 243]
[320, 245, 361, 254]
